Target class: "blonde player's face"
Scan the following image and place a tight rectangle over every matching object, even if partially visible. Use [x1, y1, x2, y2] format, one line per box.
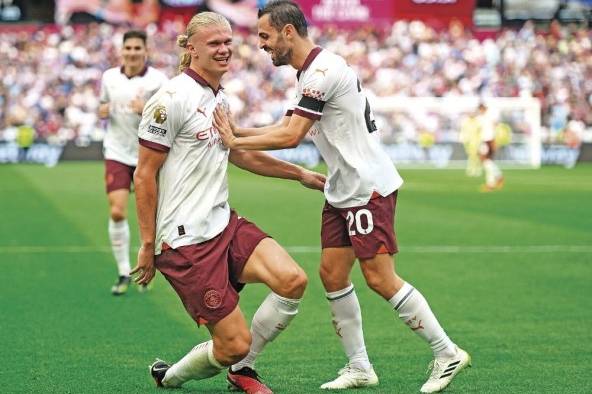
[257, 14, 292, 66]
[190, 24, 233, 77]
[121, 37, 147, 70]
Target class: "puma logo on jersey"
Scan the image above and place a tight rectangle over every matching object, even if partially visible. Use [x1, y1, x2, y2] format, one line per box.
[196, 107, 207, 116]
[314, 68, 328, 76]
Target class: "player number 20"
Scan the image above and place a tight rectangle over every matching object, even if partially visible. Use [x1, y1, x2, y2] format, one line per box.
[346, 209, 374, 235]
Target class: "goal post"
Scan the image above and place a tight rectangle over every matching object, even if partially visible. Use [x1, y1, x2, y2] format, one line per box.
[369, 96, 542, 168]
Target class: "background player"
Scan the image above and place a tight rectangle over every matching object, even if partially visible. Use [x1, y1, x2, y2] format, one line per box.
[98, 30, 167, 295]
[460, 108, 483, 177]
[476, 103, 504, 192]
[214, 1, 470, 392]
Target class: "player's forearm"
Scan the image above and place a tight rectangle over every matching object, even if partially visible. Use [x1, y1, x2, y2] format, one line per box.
[231, 150, 303, 181]
[236, 124, 282, 137]
[231, 127, 301, 150]
[134, 172, 158, 248]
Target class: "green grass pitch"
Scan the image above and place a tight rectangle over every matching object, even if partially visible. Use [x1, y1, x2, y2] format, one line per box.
[1, 162, 591, 393]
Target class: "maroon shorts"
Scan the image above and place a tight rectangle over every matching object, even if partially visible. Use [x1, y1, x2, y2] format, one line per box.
[321, 191, 399, 260]
[105, 159, 135, 193]
[479, 141, 495, 159]
[154, 211, 269, 326]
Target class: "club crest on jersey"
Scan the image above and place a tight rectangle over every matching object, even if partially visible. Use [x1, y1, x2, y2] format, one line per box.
[153, 104, 167, 124]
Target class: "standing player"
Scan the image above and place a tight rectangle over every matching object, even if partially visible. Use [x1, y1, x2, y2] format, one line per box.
[213, 1, 470, 392]
[132, 12, 325, 393]
[98, 30, 167, 295]
[476, 103, 504, 192]
[459, 109, 482, 177]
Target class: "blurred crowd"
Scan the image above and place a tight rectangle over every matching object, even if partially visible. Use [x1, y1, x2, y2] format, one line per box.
[1, 19, 591, 147]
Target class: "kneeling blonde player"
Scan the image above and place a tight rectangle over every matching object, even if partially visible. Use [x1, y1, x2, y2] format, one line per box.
[132, 12, 325, 393]
[214, 1, 471, 392]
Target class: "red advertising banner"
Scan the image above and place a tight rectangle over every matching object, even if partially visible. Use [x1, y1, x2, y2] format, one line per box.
[393, 0, 476, 29]
[297, 0, 395, 28]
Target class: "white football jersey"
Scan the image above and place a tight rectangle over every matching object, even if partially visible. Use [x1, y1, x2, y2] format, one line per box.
[287, 48, 403, 208]
[100, 66, 168, 166]
[138, 69, 230, 254]
[477, 112, 496, 142]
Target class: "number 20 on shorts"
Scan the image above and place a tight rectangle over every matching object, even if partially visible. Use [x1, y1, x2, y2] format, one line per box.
[346, 209, 374, 236]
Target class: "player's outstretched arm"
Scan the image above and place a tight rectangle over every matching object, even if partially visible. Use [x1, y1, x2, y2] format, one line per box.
[229, 149, 325, 191]
[219, 106, 290, 137]
[131, 145, 167, 285]
[215, 106, 313, 150]
[235, 116, 291, 137]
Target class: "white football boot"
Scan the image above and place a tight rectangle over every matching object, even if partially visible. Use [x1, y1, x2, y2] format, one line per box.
[420, 346, 471, 393]
[320, 364, 379, 390]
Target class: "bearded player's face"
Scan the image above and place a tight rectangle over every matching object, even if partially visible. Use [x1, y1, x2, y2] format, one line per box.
[257, 14, 293, 67]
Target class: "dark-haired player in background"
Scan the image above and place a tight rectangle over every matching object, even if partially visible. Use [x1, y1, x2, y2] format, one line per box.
[98, 30, 167, 295]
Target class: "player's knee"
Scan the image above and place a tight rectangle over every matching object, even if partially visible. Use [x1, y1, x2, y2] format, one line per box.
[290, 268, 308, 296]
[319, 265, 348, 291]
[319, 263, 332, 283]
[110, 206, 126, 222]
[276, 267, 307, 298]
[361, 267, 385, 293]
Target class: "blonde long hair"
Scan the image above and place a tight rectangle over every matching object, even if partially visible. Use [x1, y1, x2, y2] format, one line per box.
[176, 12, 232, 73]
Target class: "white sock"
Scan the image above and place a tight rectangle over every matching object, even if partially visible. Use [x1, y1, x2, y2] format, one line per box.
[163, 340, 224, 387]
[326, 284, 371, 371]
[108, 218, 130, 277]
[483, 159, 500, 187]
[492, 160, 502, 179]
[389, 282, 456, 358]
[231, 292, 300, 372]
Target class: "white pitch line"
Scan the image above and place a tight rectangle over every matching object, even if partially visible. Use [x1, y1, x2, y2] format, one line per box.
[0, 245, 590, 254]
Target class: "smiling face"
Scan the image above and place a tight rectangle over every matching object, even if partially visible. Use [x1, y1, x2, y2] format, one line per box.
[188, 23, 233, 79]
[121, 37, 147, 70]
[257, 14, 293, 67]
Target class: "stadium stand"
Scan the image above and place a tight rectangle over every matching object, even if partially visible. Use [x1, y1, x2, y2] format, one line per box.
[0, 20, 591, 147]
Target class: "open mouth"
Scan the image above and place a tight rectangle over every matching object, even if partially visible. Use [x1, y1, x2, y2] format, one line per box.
[214, 57, 230, 65]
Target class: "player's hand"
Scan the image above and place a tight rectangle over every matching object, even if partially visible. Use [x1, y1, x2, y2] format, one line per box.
[299, 169, 326, 191]
[131, 244, 156, 285]
[98, 103, 110, 119]
[213, 105, 237, 149]
[130, 96, 146, 115]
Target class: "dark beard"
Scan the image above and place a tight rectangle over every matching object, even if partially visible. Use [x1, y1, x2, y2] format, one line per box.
[272, 47, 292, 66]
